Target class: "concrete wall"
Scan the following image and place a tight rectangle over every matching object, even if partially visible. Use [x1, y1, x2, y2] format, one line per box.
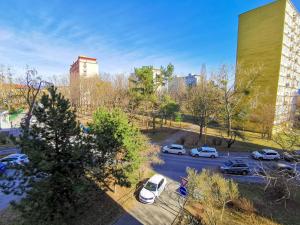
[235, 0, 287, 132]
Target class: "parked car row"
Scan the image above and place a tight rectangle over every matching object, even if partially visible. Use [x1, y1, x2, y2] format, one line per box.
[162, 144, 219, 158]
[162, 144, 298, 163]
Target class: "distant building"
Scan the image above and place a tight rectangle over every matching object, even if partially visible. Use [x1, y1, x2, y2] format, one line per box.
[235, 0, 300, 132]
[152, 68, 168, 93]
[129, 68, 168, 94]
[184, 73, 201, 87]
[168, 76, 185, 92]
[70, 56, 99, 106]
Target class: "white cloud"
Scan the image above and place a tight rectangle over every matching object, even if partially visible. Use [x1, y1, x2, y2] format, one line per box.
[0, 16, 204, 80]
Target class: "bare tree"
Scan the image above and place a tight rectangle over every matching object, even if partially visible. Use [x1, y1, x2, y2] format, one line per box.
[19, 67, 48, 133]
[217, 64, 261, 135]
[253, 162, 300, 208]
[187, 77, 220, 141]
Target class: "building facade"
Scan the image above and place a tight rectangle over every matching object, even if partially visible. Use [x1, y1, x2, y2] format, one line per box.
[184, 73, 201, 87]
[70, 56, 99, 106]
[235, 0, 300, 132]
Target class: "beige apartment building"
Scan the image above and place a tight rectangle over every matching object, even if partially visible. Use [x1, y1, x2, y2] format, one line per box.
[70, 56, 99, 106]
[235, 0, 300, 133]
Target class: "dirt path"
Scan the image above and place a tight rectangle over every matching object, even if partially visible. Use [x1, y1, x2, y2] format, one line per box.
[159, 130, 187, 146]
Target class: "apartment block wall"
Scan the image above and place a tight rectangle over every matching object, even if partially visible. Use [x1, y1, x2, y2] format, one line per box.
[70, 56, 99, 106]
[275, 0, 300, 126]
[235, 0, 299, 133]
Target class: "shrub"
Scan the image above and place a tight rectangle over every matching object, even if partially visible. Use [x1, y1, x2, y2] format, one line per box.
[230, 197, 256, 214]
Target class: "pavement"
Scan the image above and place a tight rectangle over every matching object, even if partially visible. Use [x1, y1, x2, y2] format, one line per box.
[114, 179, 183, 225]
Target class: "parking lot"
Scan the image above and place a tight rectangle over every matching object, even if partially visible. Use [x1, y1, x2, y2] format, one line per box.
[115, 135, 300, 225]
[114, 179, 183, 225]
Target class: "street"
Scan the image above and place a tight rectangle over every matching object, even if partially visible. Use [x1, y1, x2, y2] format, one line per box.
[153, 152, 266, 184]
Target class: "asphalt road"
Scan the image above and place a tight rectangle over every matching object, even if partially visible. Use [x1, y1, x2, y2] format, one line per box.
[153, 152, 257, 183]
[153, 151, 300, 184]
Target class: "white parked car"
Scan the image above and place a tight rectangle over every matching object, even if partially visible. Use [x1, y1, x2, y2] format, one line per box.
[139, 174, 167, 204]
[0, 153, 29, 166]
[162, 144, 186, 155]
[190, 147, 218, 158]
[252, 149, 280, 160]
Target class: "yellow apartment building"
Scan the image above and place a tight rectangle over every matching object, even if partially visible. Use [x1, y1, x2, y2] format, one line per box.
[235, 0, 300, 133]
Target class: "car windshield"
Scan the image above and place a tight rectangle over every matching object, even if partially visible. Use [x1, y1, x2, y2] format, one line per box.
[225, 161, 233, 166]
[258, 150, 265, 154]
[144, 181, 157, 192]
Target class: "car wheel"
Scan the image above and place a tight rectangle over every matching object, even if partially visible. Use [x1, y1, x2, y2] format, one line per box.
[275, 157, 280, 161]
[210, 155, 216, 159]
[242, 171, 248, 175]
[258, 157, 263, 160]
[164, 150, 168, 153]
[178, 152, 183, 155]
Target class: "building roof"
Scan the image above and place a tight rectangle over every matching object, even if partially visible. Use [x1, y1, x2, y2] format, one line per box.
[78, 55, 97, 61]
[239, 0, 299, 17]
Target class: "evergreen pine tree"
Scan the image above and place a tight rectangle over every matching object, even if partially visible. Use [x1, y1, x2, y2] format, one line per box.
[11, 86, 88, 225]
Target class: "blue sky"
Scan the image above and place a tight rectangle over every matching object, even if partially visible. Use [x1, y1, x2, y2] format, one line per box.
[0, 0, 299, 77]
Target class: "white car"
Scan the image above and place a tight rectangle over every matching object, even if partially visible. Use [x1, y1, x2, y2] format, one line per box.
[0, 154, 29, 166]
[252, 149, 280, 160]
[162, 144, 186, 155]
[139, 174, 167, 204]
[190, 147, 218, 158]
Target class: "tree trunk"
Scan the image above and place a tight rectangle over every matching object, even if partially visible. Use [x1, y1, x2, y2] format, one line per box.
[227, 117, 232, 136]
[152, 114, 156, 130]
[199, 123, 204, 141]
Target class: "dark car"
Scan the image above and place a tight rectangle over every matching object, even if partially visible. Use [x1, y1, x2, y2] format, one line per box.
[257, 163, 296, 178]
[220, 160, 250, 175]
[283, 151, 300, 162]
[0, 162, 6, 175]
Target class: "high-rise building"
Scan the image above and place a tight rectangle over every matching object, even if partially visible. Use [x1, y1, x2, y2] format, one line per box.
[184, 73, 201, 87]
[70, 56, 99, 106]
[235, 0, 300, 132]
